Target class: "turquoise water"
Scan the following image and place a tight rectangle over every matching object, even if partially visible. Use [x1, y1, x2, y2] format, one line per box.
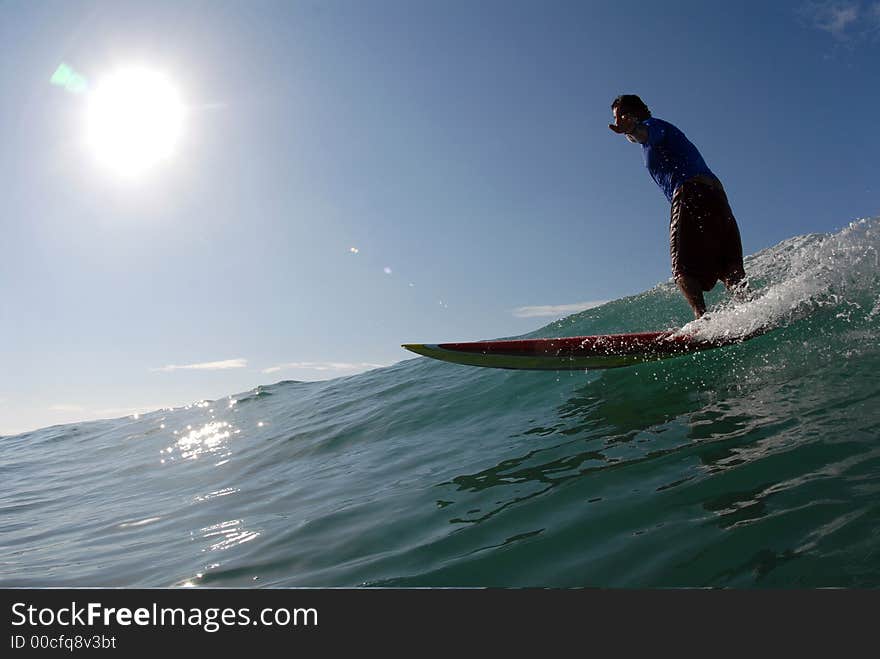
[3, 219, 880, 587]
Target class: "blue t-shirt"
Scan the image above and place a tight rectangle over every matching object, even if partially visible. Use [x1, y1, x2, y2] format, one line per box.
[641, 117, 716, 202]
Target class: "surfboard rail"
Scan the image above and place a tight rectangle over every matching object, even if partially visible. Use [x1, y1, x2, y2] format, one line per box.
[402, 330, 759, 370]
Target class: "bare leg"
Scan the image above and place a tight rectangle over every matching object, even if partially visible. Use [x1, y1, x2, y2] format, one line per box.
[675, 273, 706, 319]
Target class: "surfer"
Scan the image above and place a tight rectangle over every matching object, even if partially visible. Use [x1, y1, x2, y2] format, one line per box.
[609, 94, 747, 318]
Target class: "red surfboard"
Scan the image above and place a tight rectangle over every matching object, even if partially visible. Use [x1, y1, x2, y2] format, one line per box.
[403, 329, 760, 370]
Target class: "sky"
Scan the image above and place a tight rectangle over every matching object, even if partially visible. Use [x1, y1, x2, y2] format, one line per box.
[1, 0, 878, 434]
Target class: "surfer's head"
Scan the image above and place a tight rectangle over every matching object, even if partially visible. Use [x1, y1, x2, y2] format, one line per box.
[611, 94, 651, 122]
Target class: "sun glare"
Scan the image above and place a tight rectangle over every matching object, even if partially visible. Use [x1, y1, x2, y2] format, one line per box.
[86, 67, 185, 177]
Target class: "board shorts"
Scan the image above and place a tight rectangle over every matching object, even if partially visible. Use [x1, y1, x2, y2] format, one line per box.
[669, 176, 745, 291]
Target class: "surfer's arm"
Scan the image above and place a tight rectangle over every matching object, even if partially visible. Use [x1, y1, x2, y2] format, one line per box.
[608, 119, 648, 144]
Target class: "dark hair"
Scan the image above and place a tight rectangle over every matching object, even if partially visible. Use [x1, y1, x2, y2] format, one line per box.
[611, 94, 651, 120]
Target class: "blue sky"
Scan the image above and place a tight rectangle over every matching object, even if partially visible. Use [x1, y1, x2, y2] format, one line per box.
[1, 0, 878, 434]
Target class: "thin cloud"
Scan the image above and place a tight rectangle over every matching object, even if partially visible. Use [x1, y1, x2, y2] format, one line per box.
[49, 403, 86, 412]
[800, 1, 880, 41]
[512, 300, 608, 319]
[151, 358, 248, 373]
[820, 3, 858, 37]
[94, 405, 166, 417]
[262, 361, 387, 375]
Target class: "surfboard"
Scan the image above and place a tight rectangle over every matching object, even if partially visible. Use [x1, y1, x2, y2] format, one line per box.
[402, 329, 760, 371]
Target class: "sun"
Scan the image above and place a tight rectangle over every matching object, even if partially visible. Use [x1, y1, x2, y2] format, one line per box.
[86, 67, 185, 177]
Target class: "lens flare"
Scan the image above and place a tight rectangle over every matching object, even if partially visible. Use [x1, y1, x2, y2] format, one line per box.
[50, 63, 88, 94]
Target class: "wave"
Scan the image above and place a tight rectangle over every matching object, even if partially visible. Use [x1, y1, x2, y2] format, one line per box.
[2, 218, 879, 587]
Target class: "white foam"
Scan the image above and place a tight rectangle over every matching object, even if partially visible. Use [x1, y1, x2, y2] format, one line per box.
[679, 217, 880, 341]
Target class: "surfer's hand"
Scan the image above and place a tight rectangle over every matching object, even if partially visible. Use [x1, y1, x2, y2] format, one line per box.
[609, 113, 636, 134]
[609, 117, 646, 144]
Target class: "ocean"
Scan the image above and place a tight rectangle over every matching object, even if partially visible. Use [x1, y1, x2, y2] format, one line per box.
[3, 218, 879, 587]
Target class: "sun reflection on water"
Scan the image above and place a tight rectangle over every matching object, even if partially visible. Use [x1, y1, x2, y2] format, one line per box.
[198, 519, 261, 552]
[160, 421, 240, 463]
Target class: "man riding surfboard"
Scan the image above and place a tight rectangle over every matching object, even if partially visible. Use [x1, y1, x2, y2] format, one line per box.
[609, 94, 747, 318]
